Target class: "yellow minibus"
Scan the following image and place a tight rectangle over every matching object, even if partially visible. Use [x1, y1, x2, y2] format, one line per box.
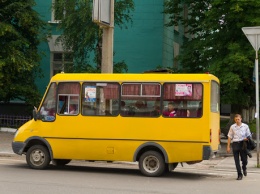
[12, 73, 220, 177]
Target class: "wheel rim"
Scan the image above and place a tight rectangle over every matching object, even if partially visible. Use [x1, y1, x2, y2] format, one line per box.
[143, 155, 159, 173]
[30, 149, 46, 167]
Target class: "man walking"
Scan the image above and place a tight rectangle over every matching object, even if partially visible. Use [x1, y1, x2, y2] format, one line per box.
[226, 114, 252, 180]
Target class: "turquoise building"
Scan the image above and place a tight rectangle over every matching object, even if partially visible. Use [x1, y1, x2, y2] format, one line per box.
[35, 0, 186, 95]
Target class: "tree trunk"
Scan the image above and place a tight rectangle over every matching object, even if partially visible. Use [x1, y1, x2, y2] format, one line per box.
[231, 105, 255, 123]
[242, 109, 249, 123]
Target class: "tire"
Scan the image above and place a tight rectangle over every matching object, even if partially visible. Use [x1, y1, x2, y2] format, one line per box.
[52, 159, 71, 166]
[139, 151, 165, 177]
[26, 145, 50, 169]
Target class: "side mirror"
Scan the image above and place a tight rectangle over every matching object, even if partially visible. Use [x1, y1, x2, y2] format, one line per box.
[33, 106, 38, 121]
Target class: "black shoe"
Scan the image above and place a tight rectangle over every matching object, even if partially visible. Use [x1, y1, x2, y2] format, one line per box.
[243, 170, 247, 176]
[237, 175, 243, 180]
[248, 153, 252, 158]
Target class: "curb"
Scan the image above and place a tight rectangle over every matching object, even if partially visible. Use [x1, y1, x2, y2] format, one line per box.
[0, 127, 17, 133]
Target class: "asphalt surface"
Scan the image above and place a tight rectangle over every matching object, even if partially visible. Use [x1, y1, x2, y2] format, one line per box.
[1, 128, 260, 174]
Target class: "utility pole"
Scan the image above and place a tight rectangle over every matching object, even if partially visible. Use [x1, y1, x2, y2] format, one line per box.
[92, 0, 114, 73]
[101, 0, 114, 73]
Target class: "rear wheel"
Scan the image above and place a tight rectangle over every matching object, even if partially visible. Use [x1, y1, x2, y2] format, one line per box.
[26, 145, 50, 169]
[52, 159, 71, 166]
[139, 151, 165, 177]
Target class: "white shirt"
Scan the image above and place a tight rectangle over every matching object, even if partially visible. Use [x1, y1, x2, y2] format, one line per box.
[227, 123, 251, 142]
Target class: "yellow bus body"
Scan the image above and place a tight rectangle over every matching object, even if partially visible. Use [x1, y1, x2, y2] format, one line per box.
[12, 73, 220, 176]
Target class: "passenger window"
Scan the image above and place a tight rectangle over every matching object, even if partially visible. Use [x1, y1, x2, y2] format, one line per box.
[121, 83, 161, 117]
[58, 95, 79, 115]
[163, 83, 203, 118]
[82, 82, 119, 116]
[57, 82, 80, 115]
[211, 81, 219, 113]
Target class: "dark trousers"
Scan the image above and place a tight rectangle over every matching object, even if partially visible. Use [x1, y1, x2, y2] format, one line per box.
[232, 141, 248, 176]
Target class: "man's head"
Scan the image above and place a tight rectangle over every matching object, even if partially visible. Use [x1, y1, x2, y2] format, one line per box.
[234, 114, 242, 125]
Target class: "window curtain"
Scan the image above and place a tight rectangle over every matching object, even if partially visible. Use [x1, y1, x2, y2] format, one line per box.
[142, 84, 160, 96]
[122, 84, 141, 96]
[58, 83, 80, 94]
[103, 84, 119, 99]
[163, 83, 202, 100]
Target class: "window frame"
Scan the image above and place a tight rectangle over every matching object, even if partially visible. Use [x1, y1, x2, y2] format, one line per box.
[120, 82, 162, 117]
[121, 83, 161, 97]
[51, 52, 74, 76]
[162, 82, 203, 118]
[57, 94, 80, 115]
[39, 82, 57, 122]
[57, 82, 81, 116]
[81, 82, 120, 117]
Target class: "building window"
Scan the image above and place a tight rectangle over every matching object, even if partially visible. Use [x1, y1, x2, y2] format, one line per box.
[51, 0, 64, 22]
[52, 52, 73, 76]
[173, 42, 180, 68]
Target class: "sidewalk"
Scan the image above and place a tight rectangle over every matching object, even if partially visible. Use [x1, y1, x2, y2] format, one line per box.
[0, 127, 17, 133]
[0, 129, 16, 154]
[199, 147, 260, 173]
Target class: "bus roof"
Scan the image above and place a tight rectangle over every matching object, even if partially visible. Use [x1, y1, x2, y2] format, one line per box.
[50, 73, 219, 83]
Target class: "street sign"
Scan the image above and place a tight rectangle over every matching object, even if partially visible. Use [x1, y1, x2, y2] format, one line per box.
[242, 27, 260, 51]
[92, 0, 112, 27]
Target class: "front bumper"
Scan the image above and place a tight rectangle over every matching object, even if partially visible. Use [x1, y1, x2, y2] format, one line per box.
[12, 142, 26, 155]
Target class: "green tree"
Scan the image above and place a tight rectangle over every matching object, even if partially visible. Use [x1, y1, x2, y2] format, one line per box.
[53, 0, 134, 72]
[0, 0, 48, 106]
[164, 0, 260, 114]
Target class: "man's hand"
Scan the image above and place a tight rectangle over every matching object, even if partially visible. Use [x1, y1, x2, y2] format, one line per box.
[227, 146, 231, 153]
[227, 137, 231, 153]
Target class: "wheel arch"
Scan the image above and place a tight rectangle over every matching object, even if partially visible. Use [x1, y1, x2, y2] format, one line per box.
[23, 136, 53, 160]
[133, 142, 169, 163]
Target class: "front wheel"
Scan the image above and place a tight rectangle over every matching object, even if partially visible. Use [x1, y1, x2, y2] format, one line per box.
[26, 145, 50, 169]
[139, 151, 165, 177]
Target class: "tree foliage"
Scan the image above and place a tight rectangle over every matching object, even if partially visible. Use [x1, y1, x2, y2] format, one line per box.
[0, 0, 47, 106]
[53, 0, 134, 72]
[164, 0, 260, 110]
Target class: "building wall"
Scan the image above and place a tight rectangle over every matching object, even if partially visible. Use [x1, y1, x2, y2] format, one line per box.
[114, 0, 164, 72]
[34, 0, 184, 95]
[162, 16, 174, 68]
[35, 0, 52, 95]
[35, 0, 61, 95]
